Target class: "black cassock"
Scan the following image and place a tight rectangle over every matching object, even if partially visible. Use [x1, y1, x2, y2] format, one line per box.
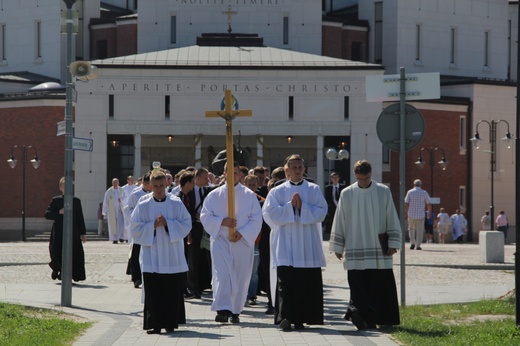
[44, 195, 87, 282]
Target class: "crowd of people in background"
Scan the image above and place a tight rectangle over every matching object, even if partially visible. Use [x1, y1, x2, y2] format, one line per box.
[46, 155, 510, 335]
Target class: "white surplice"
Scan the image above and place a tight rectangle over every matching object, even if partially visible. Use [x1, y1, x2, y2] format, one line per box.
[131, 193, 191, 274]
[262, 179, 328, 304]
[102, 186, 126, 241]
[262, 180, 327, 268]
[200, 183, 262, 314]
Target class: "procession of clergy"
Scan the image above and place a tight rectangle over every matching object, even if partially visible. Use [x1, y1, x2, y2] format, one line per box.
[102, 155, 402, 334]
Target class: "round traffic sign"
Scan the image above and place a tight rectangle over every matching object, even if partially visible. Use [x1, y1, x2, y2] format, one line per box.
[376, 103, 425, 152]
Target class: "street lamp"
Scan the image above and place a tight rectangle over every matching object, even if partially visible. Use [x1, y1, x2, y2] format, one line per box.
[7, 145, 40, 241]
[414, 147, 448, 196]
[470, 119, 514, 228]
[325, 147, 349, 179]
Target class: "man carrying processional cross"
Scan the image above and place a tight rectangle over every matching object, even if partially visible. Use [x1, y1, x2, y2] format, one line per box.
[200, 90, 262, 324]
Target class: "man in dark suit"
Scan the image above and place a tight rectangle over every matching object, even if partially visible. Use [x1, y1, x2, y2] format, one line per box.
[324, 172, 345, 236]
[185, 167, 212, 299]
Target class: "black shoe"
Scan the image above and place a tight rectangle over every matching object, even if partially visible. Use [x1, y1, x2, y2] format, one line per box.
[344, 310, 352, 321]
[351, 311, 368, 330]
[294, 323, 305, 330]
[410, 244, 415, 250]
[230, 314, 240, 323]
[51, 270, 59, 280]
[113, 241, 118, 244]
[247, 298, 257, 305]
[146, 328, 161, 334]
[215, 313, 229, 323]
[165, 328, 174, 333]
[416, 247, 422, 250]
[279, 319, 291, 331]
[57, 273, 61, 280]
[265, 306, 275, 315]
[134, 279, 142, 288]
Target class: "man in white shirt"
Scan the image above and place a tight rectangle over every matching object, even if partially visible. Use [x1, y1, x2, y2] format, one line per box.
[404, 179, 431, 250]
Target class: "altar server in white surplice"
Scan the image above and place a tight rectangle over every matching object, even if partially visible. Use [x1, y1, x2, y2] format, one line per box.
[200, 161, 262, 324]
[131, 170, 192, 335]
[262, 154, 327, 332]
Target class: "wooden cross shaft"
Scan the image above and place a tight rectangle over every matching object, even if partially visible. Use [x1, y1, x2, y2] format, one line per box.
[205, 90, 252, 239]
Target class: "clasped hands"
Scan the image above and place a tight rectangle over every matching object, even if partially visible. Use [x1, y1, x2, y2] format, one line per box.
[154, 214, 167, 229]
[291, 192, 302, 210]
[221, 217, 243, 242]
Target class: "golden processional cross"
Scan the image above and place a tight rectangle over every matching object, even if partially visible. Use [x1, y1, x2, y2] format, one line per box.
[205, 90, 252, 239]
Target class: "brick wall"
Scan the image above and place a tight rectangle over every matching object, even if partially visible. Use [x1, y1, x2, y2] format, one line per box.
[0, 103, 65, 222]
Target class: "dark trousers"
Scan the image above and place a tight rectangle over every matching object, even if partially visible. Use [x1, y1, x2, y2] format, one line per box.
[130, 243, 141, 283]
[186, 222, 204, 293]
[347, 269, 400, 326]
[258, 227, 272, 307]
[275, 266, 324, 325]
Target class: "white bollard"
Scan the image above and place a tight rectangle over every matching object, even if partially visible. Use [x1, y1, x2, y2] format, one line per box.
[479, 231, 504, 263]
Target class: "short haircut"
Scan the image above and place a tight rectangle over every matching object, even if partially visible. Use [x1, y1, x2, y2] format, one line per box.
[331, 171, 339, 177]
[245, 174, 259, 184]
[174, 169, 186, 178]
[353, 160, 372, 175]
[195, 167, 209, 177]
[284, 154, 304, 167]
[239, 166, 249, 176]
[151, 170, 166, 181]
[142, 170, 152, 184]
[253, 166, 265, 174]
[271, 166, 286, 181]
[179, 172, 195, 187]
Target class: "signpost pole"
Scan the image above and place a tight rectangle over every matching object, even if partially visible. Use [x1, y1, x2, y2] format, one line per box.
[399, 67, 407, 307]
[61, 0, 76, 307]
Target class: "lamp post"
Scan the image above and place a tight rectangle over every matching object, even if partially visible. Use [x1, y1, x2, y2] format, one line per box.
[7, 145, 40, 241]
[414, 147, 448, 197]
[470, 119, 513, 229]
[325, 147, 349, 180]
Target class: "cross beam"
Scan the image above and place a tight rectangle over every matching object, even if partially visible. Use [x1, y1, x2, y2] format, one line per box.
[206, 90, 252, 239]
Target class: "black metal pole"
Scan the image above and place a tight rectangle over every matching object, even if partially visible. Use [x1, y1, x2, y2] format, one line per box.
[21, 146, 26, 242]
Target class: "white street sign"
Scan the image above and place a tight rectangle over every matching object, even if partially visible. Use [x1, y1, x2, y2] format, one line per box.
[57, 120, 66, 136]
[366, 72, 440, 102]
[72, 137, 93, 152]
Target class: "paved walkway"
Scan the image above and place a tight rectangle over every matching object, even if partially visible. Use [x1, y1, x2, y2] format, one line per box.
[0, 241, 515, 345]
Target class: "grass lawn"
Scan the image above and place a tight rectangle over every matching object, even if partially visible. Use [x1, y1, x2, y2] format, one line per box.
[389, 295, 520, 346]
[0, 302, 92, 346]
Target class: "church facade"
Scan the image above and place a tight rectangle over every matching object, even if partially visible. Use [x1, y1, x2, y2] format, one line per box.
[73, 45, 384, 229]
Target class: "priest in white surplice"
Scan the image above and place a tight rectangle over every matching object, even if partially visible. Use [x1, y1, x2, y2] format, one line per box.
[262, 154, 327, 331]
[200, 162, 262, 324]
[131, 170, 192, 334]
[102, 178, 126, 243]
